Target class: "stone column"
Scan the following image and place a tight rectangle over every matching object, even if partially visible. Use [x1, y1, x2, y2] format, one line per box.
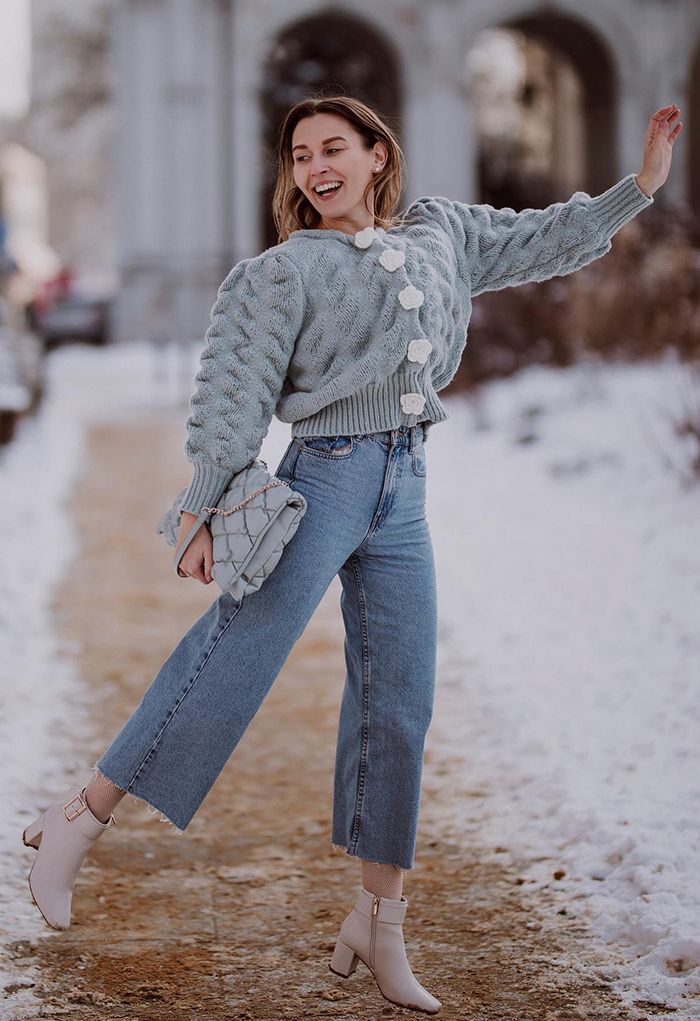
[115, 0, 233, 343]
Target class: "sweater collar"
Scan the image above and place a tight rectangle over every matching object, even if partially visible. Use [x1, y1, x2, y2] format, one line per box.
[290, 226, 388, 245]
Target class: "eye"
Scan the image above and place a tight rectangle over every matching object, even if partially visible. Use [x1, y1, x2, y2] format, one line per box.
[295, 147, 341, 162]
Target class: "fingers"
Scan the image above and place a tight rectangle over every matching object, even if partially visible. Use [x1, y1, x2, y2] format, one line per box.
[648, 104, 679, 133]
[187, 562, 207, 584]
[646, 104, 682, 145]
[177, 523, 214, 584]
[652, 104, 679, 118]
[181, 551, 213, 585]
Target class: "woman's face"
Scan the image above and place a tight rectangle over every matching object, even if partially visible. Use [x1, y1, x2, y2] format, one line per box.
[291, 112, 387, 231]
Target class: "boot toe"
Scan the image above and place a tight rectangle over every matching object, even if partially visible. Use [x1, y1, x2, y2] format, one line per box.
[419, 990, 442, 1014]
[28, 871, 72, 929]
[386, 976, 441, 1014]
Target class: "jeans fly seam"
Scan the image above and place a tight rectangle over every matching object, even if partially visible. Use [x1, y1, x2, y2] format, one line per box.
[373, 447, 404, 538]
[127, 599, 243, 791]
[348, 553, 371, 854]
[355, 444, 400, 552]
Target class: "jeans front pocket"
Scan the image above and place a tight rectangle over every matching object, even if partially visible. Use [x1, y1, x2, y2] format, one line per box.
[274, 438, 301, 482]
[300, 434, 355, 459]
[411, 440, 427, 477]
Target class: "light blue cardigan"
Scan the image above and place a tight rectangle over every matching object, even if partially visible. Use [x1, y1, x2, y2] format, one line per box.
[180, 173, 653, 514]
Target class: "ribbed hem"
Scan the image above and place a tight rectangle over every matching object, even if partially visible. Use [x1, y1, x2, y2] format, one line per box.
[290, 375, 449, 437]
[588, 172, 654, 235]
[179, 460, 234, 515]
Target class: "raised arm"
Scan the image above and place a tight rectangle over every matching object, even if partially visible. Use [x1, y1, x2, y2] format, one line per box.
[406, 105, 681, 298]
[179, 251, 305, 515]
[407, 174, 652, 297]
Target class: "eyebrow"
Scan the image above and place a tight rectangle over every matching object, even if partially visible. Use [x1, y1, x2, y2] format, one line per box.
[292, 135, 347, 153]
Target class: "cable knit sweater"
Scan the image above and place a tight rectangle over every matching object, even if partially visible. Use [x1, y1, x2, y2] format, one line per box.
[179, 172, 653, 514]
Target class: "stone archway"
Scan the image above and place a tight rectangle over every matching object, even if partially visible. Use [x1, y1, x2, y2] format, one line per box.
[467, 8, 617, 207]
[259, 10, 402, 248]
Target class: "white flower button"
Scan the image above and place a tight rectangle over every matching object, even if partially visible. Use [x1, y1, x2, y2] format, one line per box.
[379, 248, 405, 271]
[407, 338, 432, 364]
[354, 226, 377, 249]
[398, 284, 424, 310]
[400, 392, 426, 415]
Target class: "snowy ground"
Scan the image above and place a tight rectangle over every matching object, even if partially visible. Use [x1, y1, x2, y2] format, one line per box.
[427, 357, 700, 1019]
[1, 340, 698, 1020]
[0, 340, 202, 1012]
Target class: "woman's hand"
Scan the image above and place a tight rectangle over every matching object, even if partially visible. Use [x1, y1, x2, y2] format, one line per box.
[176, 511, 214, 585]
[635, 104, 682, 197]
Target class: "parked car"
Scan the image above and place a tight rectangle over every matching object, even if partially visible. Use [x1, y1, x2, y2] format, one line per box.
[32, 294, 111, 349]
[0, 320, 44, 445]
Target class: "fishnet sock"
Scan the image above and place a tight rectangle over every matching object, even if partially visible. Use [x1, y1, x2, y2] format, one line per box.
[361, 859, 404, 900]
[84, 770, 127, 823]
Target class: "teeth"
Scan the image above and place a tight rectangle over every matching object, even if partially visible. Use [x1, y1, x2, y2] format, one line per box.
[315, 181, 342, 194]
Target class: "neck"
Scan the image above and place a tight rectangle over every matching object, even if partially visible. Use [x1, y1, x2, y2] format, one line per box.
[320, 220, 375, 235]
[318, 204, 376, 235]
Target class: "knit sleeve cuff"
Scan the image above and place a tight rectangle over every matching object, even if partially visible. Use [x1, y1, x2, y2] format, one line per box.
[178, 461, 234, 516]
[588, 172, 654, 236]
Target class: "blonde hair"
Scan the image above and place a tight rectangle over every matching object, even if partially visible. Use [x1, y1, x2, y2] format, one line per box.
[272, 95, 410, 244]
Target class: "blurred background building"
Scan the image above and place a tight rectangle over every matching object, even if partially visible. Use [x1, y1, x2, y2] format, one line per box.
[0, 0, 699, 348]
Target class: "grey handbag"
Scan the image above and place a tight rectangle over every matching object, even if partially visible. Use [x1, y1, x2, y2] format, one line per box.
[155, 458, 307, 601]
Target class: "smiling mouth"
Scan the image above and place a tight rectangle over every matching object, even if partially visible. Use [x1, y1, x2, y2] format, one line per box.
[313, 182, 344, 200]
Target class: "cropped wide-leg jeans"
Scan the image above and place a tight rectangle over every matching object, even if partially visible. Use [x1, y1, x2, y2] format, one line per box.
[95, 422, 437, 870]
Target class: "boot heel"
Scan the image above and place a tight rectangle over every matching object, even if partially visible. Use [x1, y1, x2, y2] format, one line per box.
[329, 938, 359, 978]
[22, 811, 47, 849]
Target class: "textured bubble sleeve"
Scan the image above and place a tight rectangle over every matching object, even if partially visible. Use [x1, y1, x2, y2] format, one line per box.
[179, 251, 305, 516]
[408, 172, 654, 297]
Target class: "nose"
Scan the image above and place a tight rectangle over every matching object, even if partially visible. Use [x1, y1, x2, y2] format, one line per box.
[310, 154, 331, 176]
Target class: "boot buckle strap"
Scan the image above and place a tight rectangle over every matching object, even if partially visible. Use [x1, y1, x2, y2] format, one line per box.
[63, 793, 87, 822]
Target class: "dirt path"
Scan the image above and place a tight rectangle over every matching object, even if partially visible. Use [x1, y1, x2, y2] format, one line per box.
[11, 411, 657, 1020]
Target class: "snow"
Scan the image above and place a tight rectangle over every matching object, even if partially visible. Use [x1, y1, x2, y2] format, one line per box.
[1, 340, 698, 1019]
[0, 339, 203, 1014]
[428, 355, 700, 1019]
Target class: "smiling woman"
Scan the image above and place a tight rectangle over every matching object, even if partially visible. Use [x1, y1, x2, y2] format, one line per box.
[272, 95, 408, 241]
[290, 114, 387, 232]
[21, 86, 675, 1021]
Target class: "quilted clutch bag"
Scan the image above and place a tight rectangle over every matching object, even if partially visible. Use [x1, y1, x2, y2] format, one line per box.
[155, 458, 307, 601]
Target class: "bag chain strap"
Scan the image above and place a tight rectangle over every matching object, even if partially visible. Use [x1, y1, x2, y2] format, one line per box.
[201, 479, 286, 517]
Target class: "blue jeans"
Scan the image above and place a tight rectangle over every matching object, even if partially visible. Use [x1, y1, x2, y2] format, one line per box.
[95, 422, 437, 870]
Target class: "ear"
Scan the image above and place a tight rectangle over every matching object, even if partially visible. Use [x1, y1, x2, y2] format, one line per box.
[373, 140, 389, 171]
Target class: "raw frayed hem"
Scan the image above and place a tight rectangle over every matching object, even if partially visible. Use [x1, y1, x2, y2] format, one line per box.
[331, 841, 353, 856]
[90, 762, 186, 836]
[330, 840, 413, 870]
[143, 800, 186, 835]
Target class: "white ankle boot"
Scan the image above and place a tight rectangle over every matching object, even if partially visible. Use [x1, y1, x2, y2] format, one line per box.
[22, 784, 116, 930]
[329, 885, 442, 1014]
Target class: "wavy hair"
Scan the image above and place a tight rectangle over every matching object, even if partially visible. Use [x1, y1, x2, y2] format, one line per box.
[272, 95, 411, 243]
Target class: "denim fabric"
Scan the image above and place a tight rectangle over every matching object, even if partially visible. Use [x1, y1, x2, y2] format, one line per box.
[95, 422, 437, 870]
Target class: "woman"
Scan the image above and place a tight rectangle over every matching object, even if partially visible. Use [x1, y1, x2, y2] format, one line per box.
[21, 95, 680, 1014]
